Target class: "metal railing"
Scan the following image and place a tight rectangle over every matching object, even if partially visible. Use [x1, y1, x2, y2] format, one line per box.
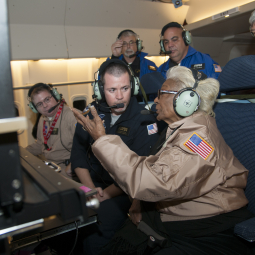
[13, 80, 94, 90]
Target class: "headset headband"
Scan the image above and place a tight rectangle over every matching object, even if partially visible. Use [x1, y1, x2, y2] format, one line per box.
[98, 59, 131, 77]
[117, 29, 137, 39]
[161, 22, 185, 36]
[28, 83, 53, 98]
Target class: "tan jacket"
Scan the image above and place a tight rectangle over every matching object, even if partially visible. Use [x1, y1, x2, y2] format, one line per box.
[92, 112, 248, 222]
[26, 105, 77, 167]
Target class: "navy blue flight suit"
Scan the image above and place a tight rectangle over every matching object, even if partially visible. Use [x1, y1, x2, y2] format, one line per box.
[71, 96, 159, 255]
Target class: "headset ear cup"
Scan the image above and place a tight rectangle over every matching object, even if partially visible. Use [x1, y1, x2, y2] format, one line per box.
[92, 80, 103, 101]
[51, 88, 61, 101]
[98, 80, 105, 101]
[132, 77, 140, 96]
[160, 40, 165, 53]
[174, 89, 199, 117]
[137, 39, 143, 52]
[182, 30, 192, 46]
[29, 102, 38, 113]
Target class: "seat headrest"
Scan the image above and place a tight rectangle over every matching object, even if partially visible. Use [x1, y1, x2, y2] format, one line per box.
[218, 55, 255, 93]
[140, 72, 165, 94]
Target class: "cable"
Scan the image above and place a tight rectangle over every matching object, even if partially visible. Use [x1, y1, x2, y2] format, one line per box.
[59, 104, 71, 153]
[68, 221, 79, 255]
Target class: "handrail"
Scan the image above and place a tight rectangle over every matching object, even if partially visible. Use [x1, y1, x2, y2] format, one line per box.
[13, 80, 94, 90]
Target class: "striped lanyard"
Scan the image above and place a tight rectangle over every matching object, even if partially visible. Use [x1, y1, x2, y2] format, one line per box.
[43, 103, 63, 151]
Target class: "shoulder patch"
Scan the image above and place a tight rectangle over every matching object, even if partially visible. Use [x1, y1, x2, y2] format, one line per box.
[213, 64, 222, 73]
[147, 123, 158, 135]
[184, 132, 214, 160]
[148, 65, 157, 71]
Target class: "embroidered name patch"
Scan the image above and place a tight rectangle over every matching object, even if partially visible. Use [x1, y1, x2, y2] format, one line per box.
[213, 64, 222, 72]
[148, 65, 157, 71]
[147, 123, 158, 135]
[184, 132, 214, 160]
[52, 128, 58, 135]
[116, 126, 130, 136]
[191, 63, 205, 70]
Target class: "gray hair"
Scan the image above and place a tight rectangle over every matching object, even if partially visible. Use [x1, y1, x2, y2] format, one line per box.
[119, 31, 138, 40]
[166, 66, 219, 117]
[249, 10, 255, 26]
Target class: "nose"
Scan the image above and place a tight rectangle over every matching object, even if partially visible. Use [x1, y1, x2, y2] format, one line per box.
[42, 101, 48, 108]
[116, 89, 124, 100]
[154, 96, 159, 104]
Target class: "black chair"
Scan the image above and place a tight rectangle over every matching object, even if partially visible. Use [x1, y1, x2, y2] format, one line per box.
[215, 55, 255, 242]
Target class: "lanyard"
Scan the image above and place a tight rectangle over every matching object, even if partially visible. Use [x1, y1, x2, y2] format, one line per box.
[43, 102, 63, 151]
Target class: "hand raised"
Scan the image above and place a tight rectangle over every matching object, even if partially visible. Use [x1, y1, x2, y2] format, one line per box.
[111, 39, 123, 57]
[72, 106, 106, 141]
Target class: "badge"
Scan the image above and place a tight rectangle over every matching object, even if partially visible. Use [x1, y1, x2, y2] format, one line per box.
[148, 65, 157, 71]
[147, 123, 158, 135]
[213, 64, 222, 72]
[191, 63, 205, 70]
[116, 126, 130, 136]
[52, 128, 58, 135]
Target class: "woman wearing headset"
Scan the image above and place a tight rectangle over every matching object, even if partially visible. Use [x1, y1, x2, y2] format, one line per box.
[73, 66, 253, 255]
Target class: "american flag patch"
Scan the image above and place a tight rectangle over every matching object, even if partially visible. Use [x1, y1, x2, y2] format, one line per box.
[147, 123, 158, 135]
[184, 133, 214, 160]
[213, 64, 222, 72]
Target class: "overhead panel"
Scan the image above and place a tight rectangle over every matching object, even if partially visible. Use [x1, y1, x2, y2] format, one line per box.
[8, 0, 189, 60]
[8, 0, 68, 60]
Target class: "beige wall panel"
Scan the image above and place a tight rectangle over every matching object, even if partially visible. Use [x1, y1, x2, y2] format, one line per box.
[10, 25, 68, 60]
[8, 0, 68, 60]
[27, 60, 68, 84]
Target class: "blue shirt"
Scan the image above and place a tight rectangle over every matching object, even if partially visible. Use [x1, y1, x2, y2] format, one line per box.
[110, 52, 158, 79]
[158, 46, 221, 79]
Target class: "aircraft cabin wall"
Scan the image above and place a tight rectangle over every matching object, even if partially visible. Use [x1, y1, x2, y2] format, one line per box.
[8, 0, 255, 148]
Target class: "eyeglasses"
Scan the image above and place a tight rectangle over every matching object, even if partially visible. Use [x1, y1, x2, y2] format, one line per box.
[157, 89, 178, 99]
[122, 41, 136, 47]
[35, 95, 53, 108]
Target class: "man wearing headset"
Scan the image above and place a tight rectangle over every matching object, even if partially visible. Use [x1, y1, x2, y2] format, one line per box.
[249, 10, 255, 37]
[26, 83, 76, 177]
[158, 22, 221, 79]
[70, 59, 159, 255]
[110, 29, 158, 79]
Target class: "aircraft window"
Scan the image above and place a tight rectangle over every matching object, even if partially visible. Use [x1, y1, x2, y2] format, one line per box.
[73, 98, 87, 111]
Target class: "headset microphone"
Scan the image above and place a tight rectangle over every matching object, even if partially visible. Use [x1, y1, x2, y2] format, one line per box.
[127, 52, 137, 58]
[48, 101, 62, 113]
[164, 50, 172, 54]
[141, 109, 156, 115]
[98, 103, 124, 109]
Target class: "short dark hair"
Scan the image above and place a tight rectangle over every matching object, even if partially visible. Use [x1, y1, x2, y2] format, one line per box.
[28, 83, 52, 101]
[100, 61, 132, 86]
[161, 22, 183, 36]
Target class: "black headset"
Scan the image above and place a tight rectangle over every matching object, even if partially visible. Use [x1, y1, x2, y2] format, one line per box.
[92, 59, 140, 101]
[118, 29, 143, 52]
[159, 22, 192, 54]
[27, 83, 61, 113]
[173, 69, 207, 117]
